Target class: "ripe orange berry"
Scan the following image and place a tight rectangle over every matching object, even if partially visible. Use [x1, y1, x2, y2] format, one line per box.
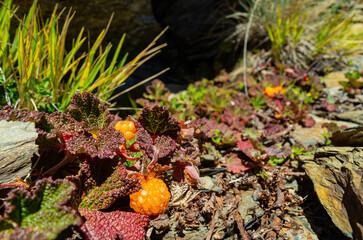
[124, 131, 136, 141]
[129, 176, 171, 216]
[115, 121, 137, 140]
[126, 121, 136, 133]
[264, 86, 286, 98]
[114, 121, 125, 131]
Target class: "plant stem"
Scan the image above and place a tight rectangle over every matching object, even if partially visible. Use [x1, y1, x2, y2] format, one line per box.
[43, 152, 76, 176]
[0, 67, 11, 105]
[243, 0, 260, 96]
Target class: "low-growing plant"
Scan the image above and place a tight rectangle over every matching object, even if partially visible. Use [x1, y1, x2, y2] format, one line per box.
[0, 92, 201, 239]
[0, 0, 166, 112]
[339, 71, 363, 93]
[229, 0, 363, 67]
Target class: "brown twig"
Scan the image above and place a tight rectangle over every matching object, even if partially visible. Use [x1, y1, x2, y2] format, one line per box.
[235, 210, 250, 240]
[206, 201, 220, 240]
[43, 152, 76, 176]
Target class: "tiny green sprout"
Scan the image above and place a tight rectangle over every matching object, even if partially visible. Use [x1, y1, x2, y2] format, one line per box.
[290, 145, 306, 159]
[256, 170, 268, 179]
[239, 83, 245, 90]
[268, 156, 285, 166]
[211, 129, 221, 144]
[321, 131, 332, 145]
[252, 96, 266, 109]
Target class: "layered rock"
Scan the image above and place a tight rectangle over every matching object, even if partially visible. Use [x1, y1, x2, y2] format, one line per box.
[302, 146, 363, 239]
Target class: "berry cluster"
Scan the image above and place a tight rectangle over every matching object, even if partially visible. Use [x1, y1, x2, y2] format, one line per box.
[129, 175, 171, 216]
[115, 121, 137, 140]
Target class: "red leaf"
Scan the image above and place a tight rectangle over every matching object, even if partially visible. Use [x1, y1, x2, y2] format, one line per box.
[321, 100, 338, 112]
[302, 115, 316, 128]
[80, 209, 149, 240]
[224, 153, 252, 173]
[237, 140, 258, 159]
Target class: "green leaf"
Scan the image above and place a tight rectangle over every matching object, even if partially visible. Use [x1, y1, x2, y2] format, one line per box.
[138, 105, 180, 138]
[79, 163, 141, 210]
[68, 91, 112, 130]
[0, 178, 82, 239]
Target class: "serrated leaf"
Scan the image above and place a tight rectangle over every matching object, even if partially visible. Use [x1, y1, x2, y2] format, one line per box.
[66, 131, 98, 157]
[147, 135, 176, 158]
[79, 209, 149, 240]
[0, 227, 47, 240]
[264, 147, 285, 158]
[224, 153, 252, 173]
[66, 127, 124, 159]
[96, 127, 125, 159]
[138, 105, 180, 138]
[79, 163, 141, 210]
[0, 178, 82, 239]
[237, 140, 260, 159]
[46, 111, 82, 135]
[68, 92, 112, 130]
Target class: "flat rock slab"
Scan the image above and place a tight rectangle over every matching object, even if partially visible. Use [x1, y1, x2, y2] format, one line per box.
[291, 124, 327, 146]
[0, 120, 38, 184]
[332, 126, 363, 147]
[280, 215, 318, 240]
[321, 72, 346, 88]
[292, 115, 358, 146]
[336, 110, 363, 126]
[301, 147, 363, 240]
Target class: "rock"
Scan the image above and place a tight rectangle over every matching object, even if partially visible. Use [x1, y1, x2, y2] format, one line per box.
[332, 126, 363, 147]
[311, 114, 358, 128]
[199, 176, 222, 192]
[301, 147, 363, 239]
[0, 120, 38, 184]
[336, 110, 363, 125]
[279, 215, 319, 240]
[321, 72, 346, 88]
[238, 189, 264, 229]
[291, 124, 327, 146]
[292, 115, 359, 146]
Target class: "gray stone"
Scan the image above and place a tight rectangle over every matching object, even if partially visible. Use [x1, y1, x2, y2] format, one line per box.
[238, 189, 264, 228]
[0, 120, 38, 184]
[292, 115, 359, 146]
[336, 111, 363, 125]
[311, 114, 358, 128]
[280, 215, 319, 240]
[291, 124, 327, 146]
[199, 176, 222, 192]
[301, 147, 363, 239]
[321, 72, 346, 88]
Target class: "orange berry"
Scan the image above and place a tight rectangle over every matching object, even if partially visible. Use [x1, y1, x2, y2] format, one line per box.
[124, 131, 136, 141]
[126, 121, 136, 133]
[114, 121, 125, 131]
[129, 176, 171, 216]
[115, 121, 137, 135]
[264, 86, 286, 98]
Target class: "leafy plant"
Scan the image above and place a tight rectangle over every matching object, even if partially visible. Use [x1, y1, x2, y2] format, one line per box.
[0, 0, 165, 112]
[230, 0, 363, 67]
[0, 91, 205, 239]
[0, 178, 82, 239]
[263, 0, 310, 62]
[339, 71, 363, 92]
